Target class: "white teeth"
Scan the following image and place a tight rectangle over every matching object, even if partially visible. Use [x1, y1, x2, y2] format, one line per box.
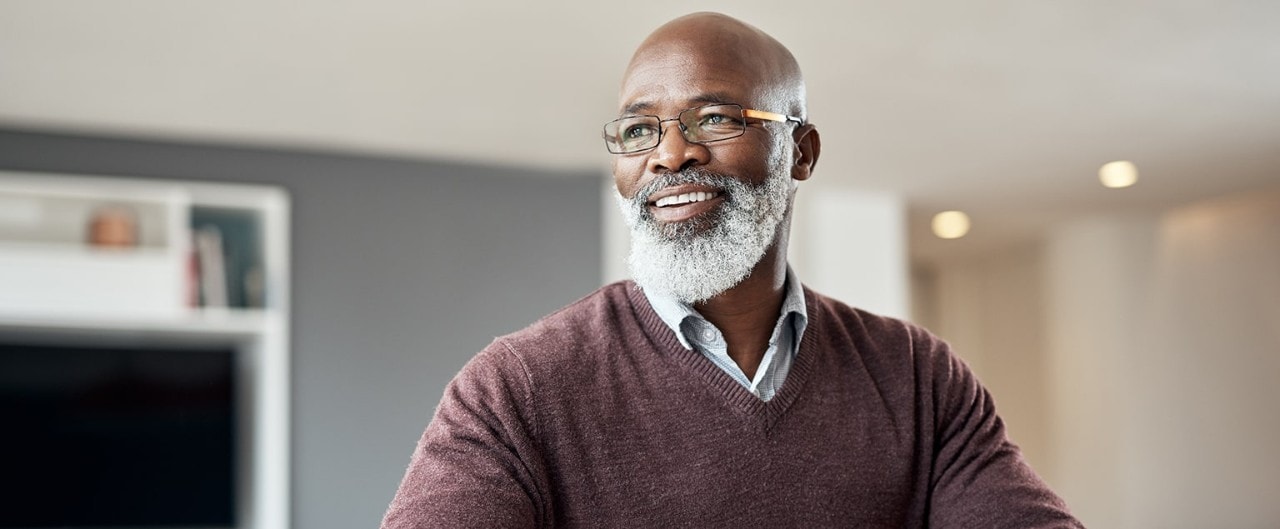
[655, 191, 717, 207]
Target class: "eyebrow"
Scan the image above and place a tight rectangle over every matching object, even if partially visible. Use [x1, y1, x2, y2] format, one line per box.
[621, 92, 739, 117]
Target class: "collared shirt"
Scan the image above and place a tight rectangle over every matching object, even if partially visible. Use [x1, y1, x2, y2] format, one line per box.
[644, 267, 808, 401]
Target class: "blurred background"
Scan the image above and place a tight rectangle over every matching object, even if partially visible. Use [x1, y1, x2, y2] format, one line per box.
[1, 1, 1278, 528]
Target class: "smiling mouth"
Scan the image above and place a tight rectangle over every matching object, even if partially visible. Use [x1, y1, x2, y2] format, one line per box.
[646, 187, 726, 224]
[654, 191, 721, 208]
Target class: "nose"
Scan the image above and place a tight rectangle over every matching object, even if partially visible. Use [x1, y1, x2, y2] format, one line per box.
[646, 120, 711, 174]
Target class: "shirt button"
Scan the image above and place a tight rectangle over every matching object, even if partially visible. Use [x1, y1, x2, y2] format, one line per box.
[702, 328, 716, 341]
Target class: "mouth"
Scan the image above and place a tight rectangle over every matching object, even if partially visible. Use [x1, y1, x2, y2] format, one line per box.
[646, 184, 725, 224]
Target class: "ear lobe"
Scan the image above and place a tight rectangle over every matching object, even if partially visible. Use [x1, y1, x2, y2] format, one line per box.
[791, 124, 821, 182]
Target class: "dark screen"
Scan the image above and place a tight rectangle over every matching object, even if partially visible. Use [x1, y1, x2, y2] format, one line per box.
[0, 342, 235, 527]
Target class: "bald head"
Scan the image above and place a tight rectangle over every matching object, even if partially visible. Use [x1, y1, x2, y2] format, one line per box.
[620, 12, 807, 121]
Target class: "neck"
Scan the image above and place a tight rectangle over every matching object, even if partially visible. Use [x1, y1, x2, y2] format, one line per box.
[694, 241, 789, 380]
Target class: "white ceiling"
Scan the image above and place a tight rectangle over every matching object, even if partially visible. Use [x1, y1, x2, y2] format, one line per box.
[3, 1, 1278, 263]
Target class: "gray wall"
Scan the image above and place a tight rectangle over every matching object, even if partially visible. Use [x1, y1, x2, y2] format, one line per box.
[0, 129, 604, 528]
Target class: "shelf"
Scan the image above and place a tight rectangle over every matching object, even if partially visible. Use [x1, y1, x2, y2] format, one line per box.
[0, 169, 291, 529]
[0, 308, 281, 342]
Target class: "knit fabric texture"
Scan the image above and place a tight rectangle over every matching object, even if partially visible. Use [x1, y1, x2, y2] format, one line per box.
[382, 281, 1083, 528]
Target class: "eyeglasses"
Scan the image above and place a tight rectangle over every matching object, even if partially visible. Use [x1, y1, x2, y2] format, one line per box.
[602, 103, 803, 154]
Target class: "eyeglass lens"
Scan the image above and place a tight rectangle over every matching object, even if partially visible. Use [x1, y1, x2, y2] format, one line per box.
[603, 104, 747, 154]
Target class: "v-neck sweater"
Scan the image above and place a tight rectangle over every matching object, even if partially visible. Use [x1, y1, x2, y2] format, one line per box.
[382, 281, 1081, 528]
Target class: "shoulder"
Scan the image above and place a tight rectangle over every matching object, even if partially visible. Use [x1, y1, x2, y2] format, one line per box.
[803, 286, 956, 379]
[448, 281, 641, 399]
[478, 281, 644, 374]
[499, 280, 638, 348]
[802, 285, 985, 415]
[804, 286, 944, 354]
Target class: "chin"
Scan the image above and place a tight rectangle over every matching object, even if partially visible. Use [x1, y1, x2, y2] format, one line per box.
[655, 214, 719, 240]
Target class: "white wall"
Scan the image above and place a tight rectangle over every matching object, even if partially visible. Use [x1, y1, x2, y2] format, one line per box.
[791, 186, 909, 318]
[919, 242, 1051, 471]
[919, 188, 1280, 529]
[1043, 214, 1159, 527]
[1115, 191, 1280, 528]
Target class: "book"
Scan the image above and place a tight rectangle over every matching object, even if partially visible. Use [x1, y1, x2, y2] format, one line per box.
[193, 225, 228, 308]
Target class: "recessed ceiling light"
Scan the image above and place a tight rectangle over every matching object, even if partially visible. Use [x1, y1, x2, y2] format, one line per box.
[931, 210, 971, 239]
[1099, 160, 1139, 188]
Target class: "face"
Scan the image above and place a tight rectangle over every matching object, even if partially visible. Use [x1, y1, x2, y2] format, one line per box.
[612, 40, 794, 215]
[612, 39, 800, 303]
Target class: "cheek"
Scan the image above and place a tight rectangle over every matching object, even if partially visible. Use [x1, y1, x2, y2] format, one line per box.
[719, 135, 783, 184]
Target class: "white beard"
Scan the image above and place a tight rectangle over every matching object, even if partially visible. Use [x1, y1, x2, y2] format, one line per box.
[615, 164, 792, 304]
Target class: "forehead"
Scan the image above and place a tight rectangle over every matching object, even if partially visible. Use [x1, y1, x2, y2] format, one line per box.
[618, 41, 766, 115]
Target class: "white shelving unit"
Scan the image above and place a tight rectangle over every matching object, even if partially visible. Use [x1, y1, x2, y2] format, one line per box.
[0, 170, 290, 529]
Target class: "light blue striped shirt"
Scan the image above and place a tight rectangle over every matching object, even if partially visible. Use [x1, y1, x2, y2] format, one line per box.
[643, 267, 808, 401]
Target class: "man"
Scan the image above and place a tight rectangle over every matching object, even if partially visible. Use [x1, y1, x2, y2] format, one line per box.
[383, 12, 1082, 528]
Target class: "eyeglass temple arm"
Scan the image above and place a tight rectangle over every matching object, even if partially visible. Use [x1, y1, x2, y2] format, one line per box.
[743, 109, 805, 126]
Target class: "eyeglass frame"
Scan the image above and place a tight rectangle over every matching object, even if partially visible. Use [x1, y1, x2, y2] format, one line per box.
[601, 103, 805, 155]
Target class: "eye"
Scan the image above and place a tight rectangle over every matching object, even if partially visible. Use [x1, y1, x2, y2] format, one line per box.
[700, 113, 729, 126]
[696, 110, 744, 132]
[624, 123, 657, 139]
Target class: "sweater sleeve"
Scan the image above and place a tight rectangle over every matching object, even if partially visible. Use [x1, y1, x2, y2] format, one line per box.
[922, 330, 1084, 529]
[381, 342, 548, 529]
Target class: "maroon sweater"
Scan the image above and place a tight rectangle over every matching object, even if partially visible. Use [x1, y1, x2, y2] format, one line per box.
[382, 282, 1081, 528]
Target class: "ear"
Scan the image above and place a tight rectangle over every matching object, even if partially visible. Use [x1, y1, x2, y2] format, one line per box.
[791, 124, 821, 182]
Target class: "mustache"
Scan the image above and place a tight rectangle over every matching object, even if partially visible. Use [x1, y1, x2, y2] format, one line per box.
[627, 168, 741, 213]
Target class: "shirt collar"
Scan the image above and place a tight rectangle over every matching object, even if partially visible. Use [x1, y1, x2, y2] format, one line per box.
[643, 266, 808, 351]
